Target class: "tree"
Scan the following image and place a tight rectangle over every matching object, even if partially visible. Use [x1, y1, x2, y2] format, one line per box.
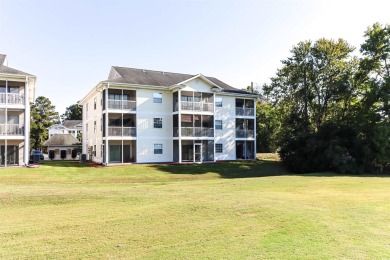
[263, 24, 390, 173]
[264, 38, 357, 131]
[358, 23, 390, 170]
[30, 96, 60, 150]
[61, 103, 82, 121]
[256, 101, 280, 152]
[264, 38, 365, 173]
[360, 22, 390, 119]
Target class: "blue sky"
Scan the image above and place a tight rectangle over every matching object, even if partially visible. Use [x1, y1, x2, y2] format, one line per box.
[1, 0, 389, 114]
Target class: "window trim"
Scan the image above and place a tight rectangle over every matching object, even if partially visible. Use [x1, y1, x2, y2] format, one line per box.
[215, 120, 222, 130]
[215, 143, 223, 153]
[153, 118, 163, 128]
[154, 143, 163, 154]
[153, 93, 163, 103]
[215, 97, 222, 107]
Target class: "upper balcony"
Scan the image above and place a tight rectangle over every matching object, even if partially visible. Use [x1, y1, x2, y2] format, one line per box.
[235, 129, 255, 138]
[105, 89, 136, 112]
[173, 114, 214, 137]
[0, 93, 25, 106]
[108, 126, 136, 137]
[106, 113, 136, 138]
[180, 101, 214, 112]
[0, 124, 24, 136]
[235, 118, 255, 139]
[108, 99, 136, 110]
[174, 127, 214, 137]
[0, 81, 25, 107]
[236, 99, 255, 117]
[173, 91, 214, 113]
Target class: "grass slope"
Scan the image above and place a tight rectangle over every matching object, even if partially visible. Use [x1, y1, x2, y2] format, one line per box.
[1, 159, 390, 259]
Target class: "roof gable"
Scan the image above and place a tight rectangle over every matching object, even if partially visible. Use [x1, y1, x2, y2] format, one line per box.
[62, 120, 82, 129]
[102, 67, 252, 95]
[0, 65, 34, 77]
[0, 54, 34, 77]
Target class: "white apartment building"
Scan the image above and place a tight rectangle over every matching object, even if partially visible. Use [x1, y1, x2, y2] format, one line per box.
[48, 120, 82, 139]
[0, 54, 36, 167]
[80, 67, 257, 164]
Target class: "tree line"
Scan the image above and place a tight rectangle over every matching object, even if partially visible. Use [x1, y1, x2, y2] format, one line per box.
[257, 22, 390, 174]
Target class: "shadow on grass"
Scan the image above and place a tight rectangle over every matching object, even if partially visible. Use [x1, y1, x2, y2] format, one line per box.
[150, 160, 291, 179]
[39, 159, 389, 178]
[150, 160, 390, 179]
[39, 160, 90, 168]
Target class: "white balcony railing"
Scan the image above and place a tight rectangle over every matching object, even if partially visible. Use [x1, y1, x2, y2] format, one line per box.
[236, 129, 255, 138]
[180, 101, 214, 112]
[0, 93, 25, 105]
[235, 107, 255, 116]
[177, 127, 214, 137]
[108, 99, 136, 111]
[0, 124, 24, 136]
[108, 127, 136, 137]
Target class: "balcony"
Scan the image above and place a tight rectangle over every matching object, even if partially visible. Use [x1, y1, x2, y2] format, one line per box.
[235, 107, 255, 116]
[108, 99, 136, 111]
[174, 127, 214, 137]
[0, 93, 25, 105]
[180, 101, 214, 112]
[108, 127, 136, 137]
[0, 124, 24, 136]
[236, 129, 255, 138]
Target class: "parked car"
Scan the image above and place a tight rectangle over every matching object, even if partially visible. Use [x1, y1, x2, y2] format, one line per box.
[31, 150, 44, 160]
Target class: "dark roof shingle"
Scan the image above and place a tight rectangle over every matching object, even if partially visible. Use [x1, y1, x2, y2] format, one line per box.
[103, 67, 252, 95]
[43, 134, 80, 146]
[0, 65, 34, 76]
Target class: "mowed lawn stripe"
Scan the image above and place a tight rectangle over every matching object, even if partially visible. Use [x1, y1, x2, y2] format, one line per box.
[1, 160, 390, 259]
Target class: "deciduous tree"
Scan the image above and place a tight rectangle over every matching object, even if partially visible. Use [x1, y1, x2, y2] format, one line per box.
[61, 103, 82, 121]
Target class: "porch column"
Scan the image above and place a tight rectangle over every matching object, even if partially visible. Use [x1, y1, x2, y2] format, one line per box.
[105, 84, 109, 164]
[178, 90, 182, 163]
[213, 92, 216, 162]
[253, 98, 257, 160]
[4, 79, 8, 167]
[24, 79, 30, 165]
[121, 92, 124, 164]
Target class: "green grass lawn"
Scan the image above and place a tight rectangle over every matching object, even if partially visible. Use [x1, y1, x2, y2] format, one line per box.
[1, 159, 390, 259]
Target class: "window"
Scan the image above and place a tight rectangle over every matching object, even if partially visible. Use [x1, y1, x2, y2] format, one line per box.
[109, 93, 121, 100]
[215, 120, 222, 130]
[154, 118, 162, 128]
[215, 97, 222, 107]
[86, 103, 88, 119]
[181, 96, 192, 102]
[94, 98, 97, 110]
[216, 143, 223, 153]
[94, 121, 97, 133]
[153, 93, 162, 103]
[101, 118, 103, 131]
[154, 144, 163, 154]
